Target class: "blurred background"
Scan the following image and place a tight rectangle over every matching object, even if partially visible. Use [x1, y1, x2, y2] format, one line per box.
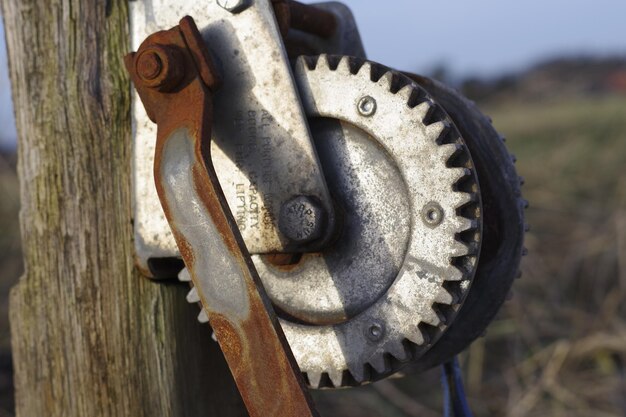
[1, 1, 626, 415]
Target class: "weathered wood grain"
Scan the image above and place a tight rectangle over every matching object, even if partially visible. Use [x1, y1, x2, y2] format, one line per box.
[1, 1, 247, 415]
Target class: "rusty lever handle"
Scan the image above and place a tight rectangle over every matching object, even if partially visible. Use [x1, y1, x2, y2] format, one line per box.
[124, 16, 318, 417]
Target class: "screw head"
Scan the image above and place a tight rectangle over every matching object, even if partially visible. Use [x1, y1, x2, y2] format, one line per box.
[217, 0, 250, 13]
[421, 202, 444, 227]
[279, 196, 327, 245]
[357, 95, 377, 117]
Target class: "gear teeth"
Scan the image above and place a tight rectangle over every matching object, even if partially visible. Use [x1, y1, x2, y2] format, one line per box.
[377, 71, 395, 90]
[454, 217, 477, 233]
[397, 84, 414, 104]
[425, 120, 447, 141]
[450, 167, 472, 184]
[439, 143, 463, 162]
[327, 370, 344, 388]
[306, 371, 323, 389]
[451, 192, 474, 211]
[317, 54, 330, 70]
[178, 267, 191, 282]
[405, 327, 426, 345]
[445, 266, 464, 282]
[434, 287, 455, 305]
[356, 61, 374, 79]
[198, 309, 209, 323]
[348, 364, 367, 384]
[413, 100, 432, 121]
[386, 342, 410, 362]
[335, 56, 352, 74]
[422, 307, 442, 327]
[450, 240, 470, 257]
[368, 354, 388, 374]
[186, 287, 200, 304]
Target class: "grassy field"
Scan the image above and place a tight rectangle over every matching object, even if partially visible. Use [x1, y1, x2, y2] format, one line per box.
[0, 95, 625, 416]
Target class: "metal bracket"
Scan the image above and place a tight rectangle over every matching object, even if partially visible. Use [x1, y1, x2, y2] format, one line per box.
[130, 0, 363, 277]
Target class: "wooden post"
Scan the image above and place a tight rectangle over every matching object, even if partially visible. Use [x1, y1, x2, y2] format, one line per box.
[1, 1, 248, 415]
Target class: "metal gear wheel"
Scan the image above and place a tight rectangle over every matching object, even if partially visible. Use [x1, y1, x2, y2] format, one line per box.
[181, 55, 483, 388]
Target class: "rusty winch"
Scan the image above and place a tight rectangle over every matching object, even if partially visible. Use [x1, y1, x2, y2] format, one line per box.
[125, 1, 525, 415]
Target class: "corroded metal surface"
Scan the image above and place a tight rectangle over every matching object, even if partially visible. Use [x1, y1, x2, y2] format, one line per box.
[125, 16, 318, 417]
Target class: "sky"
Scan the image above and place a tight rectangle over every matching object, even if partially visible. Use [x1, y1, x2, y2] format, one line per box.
[1, 0, 625, 149]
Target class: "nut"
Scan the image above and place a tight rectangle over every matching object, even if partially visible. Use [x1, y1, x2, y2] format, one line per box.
[279, 196, 327, 245]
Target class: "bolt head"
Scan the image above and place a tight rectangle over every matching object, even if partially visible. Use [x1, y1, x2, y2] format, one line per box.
[136, 51, 162, 81]
[217, 0, 250, 13]
[134, 45, 184, 92]
[357, 95, 377, 117]
[279, 196, 327, 245]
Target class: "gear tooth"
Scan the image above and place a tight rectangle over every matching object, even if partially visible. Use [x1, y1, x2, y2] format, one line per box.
[519, 176, 525, 186]
[356, 61, 373, 79]
[521, 198, 529, 209]
[386, 342, 410, 362]
[197, 309, 209, 323]
[336, 56, 352, 74]
[451, 191, 473, 210]
[186, 287, 200, 304]
[368, 354, 388, 374]
[348, 363, 367, 384]
[405, 328, 426, 346]
[377, 71, 395, 90]
[434, 287, 455, 305]
[453, 216, 476, 233]
[450, 167, 471, 184]
[450, 240, 470, 257]
[211, 331, 218, 342]
[306, 371, 323, 389]
[413, 100, 432, 120]
[440, 143, 462, 162]
[178, 267, 191, 282]
[524, 223, 531, 232]
[522, 247, 529, 256]
[446, 266, 464, 282]
[327, 370, 344, 388]
[422, 307, 442, 327]
[425, 120, 447, 141]
[317, 54, 330, 70]
[397, 84, 414, 103]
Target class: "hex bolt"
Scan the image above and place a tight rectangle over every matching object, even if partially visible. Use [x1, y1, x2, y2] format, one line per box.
[137, 51, 162, 81]
[365, 323, 385, 342]
[135, 45, 184, 91]
[217, 0, 250, 13]
[357, 95, 377, 117]
[421, 202, 444, 227]
[279, 196, 327, 245]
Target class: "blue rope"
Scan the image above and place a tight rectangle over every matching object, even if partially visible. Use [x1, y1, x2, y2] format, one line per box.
[441, 357, 474, 417]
